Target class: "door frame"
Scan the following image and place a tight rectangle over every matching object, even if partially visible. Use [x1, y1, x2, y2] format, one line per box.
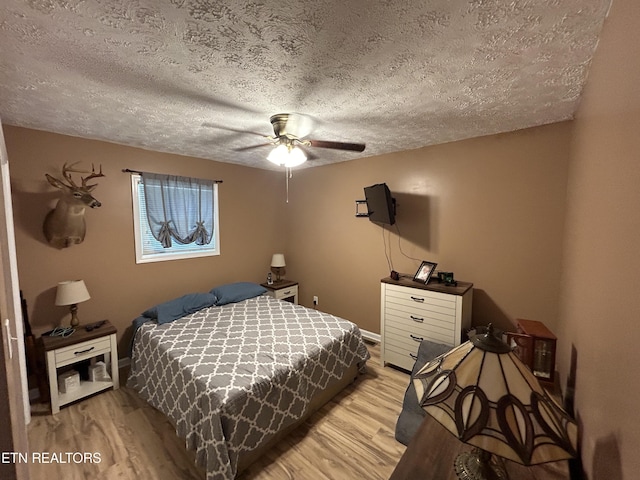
[0, 118, 30, 479]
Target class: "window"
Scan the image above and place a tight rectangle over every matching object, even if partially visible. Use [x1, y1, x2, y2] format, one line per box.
[131, 174, 220, 263]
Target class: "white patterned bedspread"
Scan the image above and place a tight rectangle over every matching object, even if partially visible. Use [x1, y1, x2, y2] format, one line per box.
[127, 294, 370, 479]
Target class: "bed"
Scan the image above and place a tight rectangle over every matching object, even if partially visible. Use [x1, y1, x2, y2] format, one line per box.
[127, 284, 370, 480]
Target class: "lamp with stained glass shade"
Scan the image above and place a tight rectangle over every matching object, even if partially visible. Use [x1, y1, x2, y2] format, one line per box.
[413, 324, 577, 480]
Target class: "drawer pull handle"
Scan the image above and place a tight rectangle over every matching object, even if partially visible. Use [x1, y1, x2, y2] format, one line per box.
[410, 315, 424, 323]
[410, 334, 423, 342]
[282, 290, 291, 295]
[410, 296, 425, 303]
[74, 346, 95, 355]
[409, 353, 418, 360]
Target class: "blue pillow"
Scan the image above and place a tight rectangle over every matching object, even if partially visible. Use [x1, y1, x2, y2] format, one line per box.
[142, 292, 217, 325]
[210, 282, 267, 306]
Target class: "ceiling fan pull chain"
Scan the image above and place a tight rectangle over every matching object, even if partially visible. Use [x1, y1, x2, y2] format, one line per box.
[284, 167, 295, 203]
[286, 167, 290, 203]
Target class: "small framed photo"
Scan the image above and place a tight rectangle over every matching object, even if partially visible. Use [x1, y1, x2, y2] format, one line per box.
[413, 261, 438, 284]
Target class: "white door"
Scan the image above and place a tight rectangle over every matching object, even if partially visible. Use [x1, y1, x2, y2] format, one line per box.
[0, 118, 30, 479]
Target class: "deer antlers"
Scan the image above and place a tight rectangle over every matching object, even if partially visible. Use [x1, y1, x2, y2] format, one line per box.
[60, 162, 105, 190]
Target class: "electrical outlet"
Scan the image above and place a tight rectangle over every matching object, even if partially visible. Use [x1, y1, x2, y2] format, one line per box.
[313, 296, 318, 305]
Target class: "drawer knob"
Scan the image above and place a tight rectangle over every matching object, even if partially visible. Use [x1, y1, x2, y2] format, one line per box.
[410, 315, 424, 323]
[409, 353, 418, 360]
[410, 296, 425, 303]
[74, 346, 95, 355]
[410, 334, 424, 342]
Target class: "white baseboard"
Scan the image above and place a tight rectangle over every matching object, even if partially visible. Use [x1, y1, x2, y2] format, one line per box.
[360, 329, 380, 344]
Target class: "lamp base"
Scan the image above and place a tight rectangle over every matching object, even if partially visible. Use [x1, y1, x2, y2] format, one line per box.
[454, 448, 508, 480]
[270, 266, 286, 283]
[69, 304, 80, 327]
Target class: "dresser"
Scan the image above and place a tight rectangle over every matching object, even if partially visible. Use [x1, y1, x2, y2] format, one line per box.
[380, 276, 473, 371]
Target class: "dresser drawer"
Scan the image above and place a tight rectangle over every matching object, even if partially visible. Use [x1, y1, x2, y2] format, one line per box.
[383, 347, 420, 372]
[385, 321, 456, 347]
[385, 284, 456, 314]
[384, 306, 457, 334]
[54, 337, 111, 366]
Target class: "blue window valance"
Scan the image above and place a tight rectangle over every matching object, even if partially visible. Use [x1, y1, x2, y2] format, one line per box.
[141, 172, 215, 248]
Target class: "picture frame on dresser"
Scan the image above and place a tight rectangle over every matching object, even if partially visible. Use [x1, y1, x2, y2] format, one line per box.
[413, 261, 437, 283]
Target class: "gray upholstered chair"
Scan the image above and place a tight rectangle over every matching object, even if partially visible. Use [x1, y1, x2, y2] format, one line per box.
[395, 340, 453, 445]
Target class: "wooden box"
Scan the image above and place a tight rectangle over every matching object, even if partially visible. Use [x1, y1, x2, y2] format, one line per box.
[507, 319, 557, 385]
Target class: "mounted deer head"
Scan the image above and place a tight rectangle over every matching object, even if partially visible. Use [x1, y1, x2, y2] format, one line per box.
[43, 162, 105, 248]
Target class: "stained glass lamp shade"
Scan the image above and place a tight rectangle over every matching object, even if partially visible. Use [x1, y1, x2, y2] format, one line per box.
[413, 325, 577, 480]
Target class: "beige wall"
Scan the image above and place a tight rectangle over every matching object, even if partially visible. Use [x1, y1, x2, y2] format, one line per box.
[7, 123, 573, 338]
[286, 123, 571, 336]
[5, 126, 284, 353]
[557, 0, 640, 478]
[7, 122, 573, 352]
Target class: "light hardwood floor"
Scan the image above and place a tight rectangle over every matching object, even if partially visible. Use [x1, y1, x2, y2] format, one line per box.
[27, 343, 410, 480]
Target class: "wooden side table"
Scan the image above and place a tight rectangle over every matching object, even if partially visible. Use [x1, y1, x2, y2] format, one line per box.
[390, 415, 569, 480]
[40, 320, 119, 414]
[261, 280, 299, 304]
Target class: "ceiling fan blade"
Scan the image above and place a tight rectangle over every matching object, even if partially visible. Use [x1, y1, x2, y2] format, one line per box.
[307, 140, 366, 152]
[233, 142, 274, 152]
[202, 122, 266, 138]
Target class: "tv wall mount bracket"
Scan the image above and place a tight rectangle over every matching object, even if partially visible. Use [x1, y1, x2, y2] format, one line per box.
[355, 199, 397, 218]
[355, 200, 369, 217]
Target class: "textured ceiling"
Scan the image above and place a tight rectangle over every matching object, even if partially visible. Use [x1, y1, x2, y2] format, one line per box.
[0, 0, 611, 170]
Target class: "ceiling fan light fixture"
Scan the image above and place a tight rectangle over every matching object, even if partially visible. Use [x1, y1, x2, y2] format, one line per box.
[267, 144, 307, 167]
[267, 144, 289, 165]
[284, 146, 307, 167]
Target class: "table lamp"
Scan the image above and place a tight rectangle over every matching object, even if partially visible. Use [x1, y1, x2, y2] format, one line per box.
[270, 254, 286, 282]
[413, 324, 577, 480]
[55, 280, 91, 327]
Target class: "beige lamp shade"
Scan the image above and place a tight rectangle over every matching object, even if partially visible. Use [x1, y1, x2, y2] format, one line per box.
[55, 280, 91, 327]
[270, 254, 286, 267]
[55, 280, 91, 306]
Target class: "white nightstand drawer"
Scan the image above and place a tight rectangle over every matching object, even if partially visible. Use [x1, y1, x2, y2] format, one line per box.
[262, 281, 299, 304]
[55, 337, 111, 366]
[273, 284, 298, 300]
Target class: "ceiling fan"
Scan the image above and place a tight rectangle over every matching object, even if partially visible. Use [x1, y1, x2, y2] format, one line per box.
[203, 113, 366, 168]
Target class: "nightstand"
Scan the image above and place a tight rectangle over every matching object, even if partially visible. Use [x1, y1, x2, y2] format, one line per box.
[260, 280, 299, 304]
[41, 320, 119, 414]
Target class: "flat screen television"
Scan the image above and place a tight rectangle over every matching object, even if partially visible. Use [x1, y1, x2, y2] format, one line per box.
[364, 183, 396, 225]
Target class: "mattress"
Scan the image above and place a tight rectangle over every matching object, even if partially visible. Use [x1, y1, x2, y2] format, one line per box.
[127, 294, 370, 479]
